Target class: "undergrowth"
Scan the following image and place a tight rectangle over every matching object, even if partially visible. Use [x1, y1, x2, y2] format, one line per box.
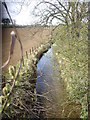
[53, 25, 88, 119]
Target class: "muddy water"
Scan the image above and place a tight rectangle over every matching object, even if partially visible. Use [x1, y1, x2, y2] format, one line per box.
[36, 47, 81, 118]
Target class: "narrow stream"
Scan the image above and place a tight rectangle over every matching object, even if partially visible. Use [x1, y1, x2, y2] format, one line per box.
[36, 47, 66, 118]
[36, 46, 81, 119]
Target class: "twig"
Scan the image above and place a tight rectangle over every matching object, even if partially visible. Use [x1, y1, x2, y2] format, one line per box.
[1, 2, 23, 113]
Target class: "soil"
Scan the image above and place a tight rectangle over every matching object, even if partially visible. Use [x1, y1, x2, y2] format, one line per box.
[2, 27, 52, 71]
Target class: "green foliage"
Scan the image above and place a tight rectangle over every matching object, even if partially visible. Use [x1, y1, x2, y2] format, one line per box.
[0, 52, 36, 117]
[1, 41, 51, 118]
[53, 25, 88, 119]
[9, 66, 16, 79]
[0, 80, 12, 113]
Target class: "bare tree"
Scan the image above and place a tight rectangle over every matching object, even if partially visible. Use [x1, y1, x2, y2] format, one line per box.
[34, 0, 88, 28]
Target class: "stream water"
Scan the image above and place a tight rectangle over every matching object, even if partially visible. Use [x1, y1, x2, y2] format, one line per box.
[36, 46, 81, 119]
[36, 47, 66, 118]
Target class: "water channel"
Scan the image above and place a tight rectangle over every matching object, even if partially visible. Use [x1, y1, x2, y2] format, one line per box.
[36, 46, 67, 118]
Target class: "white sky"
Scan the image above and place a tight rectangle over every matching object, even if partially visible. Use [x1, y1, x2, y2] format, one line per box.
[2, 0, 61, 25]
[14, 5, 37, 25]
[14, 0, 40, 25]
[2, 0, 88, 25]
[3, 0, 40, 25]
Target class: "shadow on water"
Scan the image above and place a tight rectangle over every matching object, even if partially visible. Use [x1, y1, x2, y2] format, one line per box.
[36, 46, 81, 119]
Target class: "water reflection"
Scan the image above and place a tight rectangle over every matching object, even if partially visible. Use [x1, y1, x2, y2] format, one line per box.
[36, 47, 64, 118]
[36, 47, 81, 118]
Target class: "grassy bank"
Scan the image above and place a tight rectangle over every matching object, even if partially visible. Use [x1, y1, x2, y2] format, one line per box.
[52, 25, 88, 119]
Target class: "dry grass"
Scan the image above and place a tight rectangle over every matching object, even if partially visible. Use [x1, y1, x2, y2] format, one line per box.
[2, 27, 52, 71]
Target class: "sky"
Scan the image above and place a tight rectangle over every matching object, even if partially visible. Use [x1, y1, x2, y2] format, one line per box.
[2, 0, 61, 25]
[2, 0, 88, 25]
[2, 0, 40, 25]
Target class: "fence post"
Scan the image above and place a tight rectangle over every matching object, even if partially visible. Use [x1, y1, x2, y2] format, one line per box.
[34, 46, 36, 52]
[29, 49, 31, 55]
[22, 57, 24, 66]
[26, 51, 28, 59]
[32, 47, 33, 53]
[14, 66, 16, 72]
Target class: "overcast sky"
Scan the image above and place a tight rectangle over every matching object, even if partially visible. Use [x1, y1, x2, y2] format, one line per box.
[2, 0, 61, 25]
[2, 0, 88, 25]
[2, 0, 40, 25]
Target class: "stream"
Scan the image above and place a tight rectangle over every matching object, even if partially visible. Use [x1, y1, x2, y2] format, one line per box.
[36, 47, 66, 118]
[36, 46, 81, 119]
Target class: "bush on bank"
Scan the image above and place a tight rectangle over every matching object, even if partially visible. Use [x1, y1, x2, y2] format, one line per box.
[52, 25, 88, 119]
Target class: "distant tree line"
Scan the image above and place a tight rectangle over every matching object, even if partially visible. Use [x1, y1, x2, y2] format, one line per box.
[2, 18, 10, 25]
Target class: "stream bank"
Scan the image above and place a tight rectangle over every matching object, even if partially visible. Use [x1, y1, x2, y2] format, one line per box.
[2, 39, 82, 119]
[2, 40, 54, 119]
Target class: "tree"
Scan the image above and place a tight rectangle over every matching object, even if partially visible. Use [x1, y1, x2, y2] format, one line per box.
[34, 0, 88, 28]
[2, 18, 10, 25]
